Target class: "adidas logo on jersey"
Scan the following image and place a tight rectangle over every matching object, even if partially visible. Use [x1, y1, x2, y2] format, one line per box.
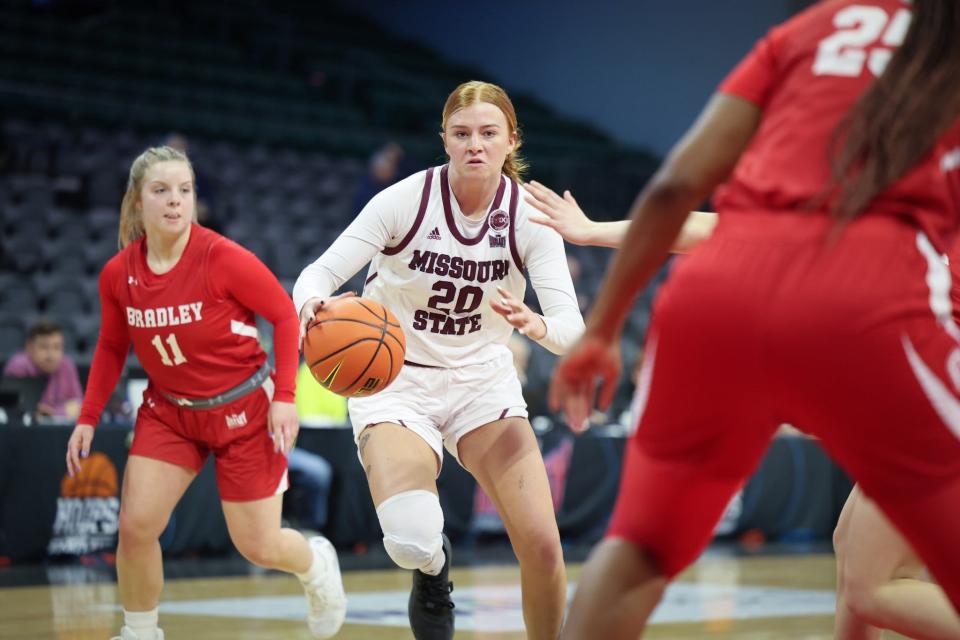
[426, 227, 442, 240]
[489, 234, 506, 248]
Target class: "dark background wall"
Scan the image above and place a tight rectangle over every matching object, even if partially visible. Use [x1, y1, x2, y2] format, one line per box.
[350, 1, 814, 156]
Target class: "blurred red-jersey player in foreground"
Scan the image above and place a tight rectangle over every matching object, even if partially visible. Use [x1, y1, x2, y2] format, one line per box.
[549, 1, 960, 637]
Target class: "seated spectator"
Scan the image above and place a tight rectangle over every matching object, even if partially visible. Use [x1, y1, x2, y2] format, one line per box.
[352, 142, 405, 212]
[2, 318, 82, 420]
[286, 447, 333, 533]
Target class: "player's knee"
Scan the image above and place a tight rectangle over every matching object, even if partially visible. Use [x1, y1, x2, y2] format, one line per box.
[234, 538, 282, 569]
[514, 526, 563, 573]
[839, 569, 883, 623]
[118, 507, 167, 547]
[842, 583, 878, 623]
[832, 522, 846, 557]
[377, 490, 444, 571]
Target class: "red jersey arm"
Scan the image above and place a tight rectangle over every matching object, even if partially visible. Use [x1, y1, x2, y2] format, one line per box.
[719, 25, 782, 108]
[78, 258, 131, 426]
[209, 240, 298, 402]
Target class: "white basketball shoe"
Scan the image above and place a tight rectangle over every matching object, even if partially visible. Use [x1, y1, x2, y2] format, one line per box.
[302, 535, 347, 638]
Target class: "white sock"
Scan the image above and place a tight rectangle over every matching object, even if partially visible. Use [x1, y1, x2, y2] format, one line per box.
[420, 547, 446, 576]
[296, 545, 326, 583]
[124, 608, 159, 640]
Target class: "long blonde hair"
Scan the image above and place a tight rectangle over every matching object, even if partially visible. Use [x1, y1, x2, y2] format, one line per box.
[441, 81, 528, 182]
[118, 146, 196, 248]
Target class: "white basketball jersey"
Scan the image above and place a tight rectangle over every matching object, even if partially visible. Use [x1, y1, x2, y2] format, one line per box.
[363, 166, 528, 368]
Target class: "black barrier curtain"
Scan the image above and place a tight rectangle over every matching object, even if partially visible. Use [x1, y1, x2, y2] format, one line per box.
[0, 425, 852, 563]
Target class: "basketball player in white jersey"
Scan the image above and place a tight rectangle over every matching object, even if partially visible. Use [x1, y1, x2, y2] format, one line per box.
[293, 81, 584, 640]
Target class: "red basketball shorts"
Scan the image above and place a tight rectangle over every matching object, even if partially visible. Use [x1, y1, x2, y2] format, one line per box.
[130, 379, 288, 501]
[608, 212, 960, 602]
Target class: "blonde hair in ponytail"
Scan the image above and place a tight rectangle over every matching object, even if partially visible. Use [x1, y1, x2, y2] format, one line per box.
[441, 81, 528, 182]
[118, 146, 196, 248]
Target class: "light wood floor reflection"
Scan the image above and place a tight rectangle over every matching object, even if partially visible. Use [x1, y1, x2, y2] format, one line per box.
[0, 552, 910, 639]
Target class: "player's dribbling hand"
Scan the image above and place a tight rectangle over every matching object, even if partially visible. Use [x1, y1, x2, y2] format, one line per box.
[268, 401, 299, 454]
[298, 291, 356, 351]
[524, 181, 595, 245]
[66, 423, 95, 476]
[549, 333, 621, 433]
[490, 286, 547, 339]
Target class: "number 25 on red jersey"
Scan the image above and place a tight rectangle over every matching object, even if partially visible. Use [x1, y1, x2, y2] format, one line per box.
[813, 4, 911, 78]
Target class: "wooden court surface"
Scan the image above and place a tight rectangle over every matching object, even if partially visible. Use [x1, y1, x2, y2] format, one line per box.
[0, 552, 909, 639]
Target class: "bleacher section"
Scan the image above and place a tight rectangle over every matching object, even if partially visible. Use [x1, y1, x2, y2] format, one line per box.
[0, 0, 664, 384]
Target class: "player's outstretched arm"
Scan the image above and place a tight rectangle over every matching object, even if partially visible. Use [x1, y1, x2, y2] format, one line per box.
[525, 180, 717, 253]
[525, 181, 626, 248]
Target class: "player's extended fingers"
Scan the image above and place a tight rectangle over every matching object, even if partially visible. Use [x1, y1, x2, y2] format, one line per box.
[505, 313, 527, 331]
[527, 213, 559, 231]
[298, 316, 313, 351]
[80, 431, 91, 459]
[489, 298, 511, 316]
[66, 435, 80, 476]
[495, 286, 519, 309]
[67, 434, 87, 476]
[548, 370, 568, 413]
[266, 409, 277, 444]
[523, 187, 555, 211]
[597, 372, 618, 411]
[283, 422, 299, 454]
[524, 197, 555, 218]
[527, 180, 561, 203]
[538, 181, 568, 208]
[564, 388, 591, 433]
[66, 444, 78, 476]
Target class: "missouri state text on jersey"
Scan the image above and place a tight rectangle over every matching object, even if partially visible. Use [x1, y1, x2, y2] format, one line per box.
[407, 250, 511, 283]
[126, 302, 203, 328]
[407, 249, 511, 336]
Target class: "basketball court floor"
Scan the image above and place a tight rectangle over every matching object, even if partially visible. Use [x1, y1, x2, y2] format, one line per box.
[0, 543, 907, 639]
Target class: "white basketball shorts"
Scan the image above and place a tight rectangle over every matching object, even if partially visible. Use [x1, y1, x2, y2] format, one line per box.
[347, 350, 528, 472]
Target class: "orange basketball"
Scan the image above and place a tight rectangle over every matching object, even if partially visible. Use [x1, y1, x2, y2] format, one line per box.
[303, 297, 406, 397]
[60, 452, 119, 498]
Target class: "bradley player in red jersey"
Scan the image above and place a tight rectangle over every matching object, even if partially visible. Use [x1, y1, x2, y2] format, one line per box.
[65, 146, 346, 640]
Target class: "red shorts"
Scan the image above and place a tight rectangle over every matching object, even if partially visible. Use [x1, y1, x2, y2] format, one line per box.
[609, 212, 960, 606]
[130, 380, 288, 501]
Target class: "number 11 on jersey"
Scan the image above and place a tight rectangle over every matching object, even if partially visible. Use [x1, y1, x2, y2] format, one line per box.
[151, 333, 188, 366]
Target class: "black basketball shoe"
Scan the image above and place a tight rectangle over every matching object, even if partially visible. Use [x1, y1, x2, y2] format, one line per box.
[408, 532, 455, 640]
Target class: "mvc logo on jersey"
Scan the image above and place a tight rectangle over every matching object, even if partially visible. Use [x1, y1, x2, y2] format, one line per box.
[225, 411, 248, 429]
[489, 209, 509, 231]
[426, 227, 442, 240]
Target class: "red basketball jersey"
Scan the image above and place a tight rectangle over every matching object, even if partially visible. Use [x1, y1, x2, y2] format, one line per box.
[715, 0, 960, 249]
[79, 225, 298, 426]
